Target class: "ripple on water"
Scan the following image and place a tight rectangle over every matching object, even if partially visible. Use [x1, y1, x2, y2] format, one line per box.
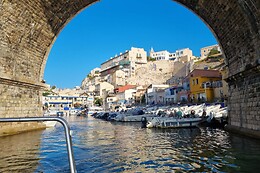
[1, 116, 260, 172]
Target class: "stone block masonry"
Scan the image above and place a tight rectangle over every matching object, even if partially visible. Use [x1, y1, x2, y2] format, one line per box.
[0, 78, 46, 136]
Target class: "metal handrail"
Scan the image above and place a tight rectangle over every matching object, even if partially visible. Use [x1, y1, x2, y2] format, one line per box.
[0, 117, 76, 173]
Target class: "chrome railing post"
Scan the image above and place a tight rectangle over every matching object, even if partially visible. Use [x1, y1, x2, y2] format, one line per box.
[0, 117, 77, 173]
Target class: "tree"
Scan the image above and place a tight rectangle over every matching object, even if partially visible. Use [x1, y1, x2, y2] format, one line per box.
[42, 92, 51, 96]
[147, 56, 156, 61]
[208, 49, 220, 57]
[87, 74, 95, 80]
[94, 97, 103, 106]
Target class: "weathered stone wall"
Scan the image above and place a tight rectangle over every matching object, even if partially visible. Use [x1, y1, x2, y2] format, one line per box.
[0, 0, 97, 135]
[127, 61, 187, 86]
[0, 0, 259, 137]
[0, 80, 45, 136]
[227, 66, 260, 131]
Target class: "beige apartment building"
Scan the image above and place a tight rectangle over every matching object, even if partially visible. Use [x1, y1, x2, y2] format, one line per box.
[81, 67, 102, 91]
[100, 47, 147, 82]
[111, 69, 126, 87]
[94, 82, 114, 98]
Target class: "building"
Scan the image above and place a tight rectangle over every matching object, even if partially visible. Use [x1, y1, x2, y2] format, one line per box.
[149, 48, 172, 61]
[81, 67, 101, 90]
[171, 48, 194, 62]
[189, 69, 222, 102]
[134, 86, 147, 104]
[114, 85, 137, 106]
[213, 66, 229, 103]
[111, 69, 126, 87]
[42, 87, 88, 111]
[150, 48, 194, 63]
[100, 47, 147, 82]
[145, 84, 169, 105]
[178, 75, 190, 103]
[106, 96, 118, 110]
[164, 87, 177, 104]
[114, 84, 136, 93]
[200, 44, 221, 60]
[94, 82, 114, 98]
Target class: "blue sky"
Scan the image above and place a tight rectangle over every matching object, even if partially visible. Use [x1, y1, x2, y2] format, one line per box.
[44, 0, 217, 89]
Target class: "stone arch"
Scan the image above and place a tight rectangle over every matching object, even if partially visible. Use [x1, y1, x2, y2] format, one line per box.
[0, 0, 259, 137]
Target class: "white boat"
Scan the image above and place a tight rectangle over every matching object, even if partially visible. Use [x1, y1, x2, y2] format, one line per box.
[87, 106, 104, 116]
[146, 117, 202, 128]
[114, 113, 157, 122]
[69, 109, 80, 116]
[44, 121, 57, 127]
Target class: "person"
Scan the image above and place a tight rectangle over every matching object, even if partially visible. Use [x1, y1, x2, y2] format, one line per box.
[224, 95, 228, 106]
[169, 111, 174, 117]
[190, 110, 195, 118]
[202, 109, 207, 117]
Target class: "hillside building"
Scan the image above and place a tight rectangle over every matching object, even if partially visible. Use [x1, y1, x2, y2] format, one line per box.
[100, 47, 147, 84]
[145, 84, 169, 105]
[200, 44, 222, 60]
[189, 69, 222, 102]
[150, 48, 194, 62]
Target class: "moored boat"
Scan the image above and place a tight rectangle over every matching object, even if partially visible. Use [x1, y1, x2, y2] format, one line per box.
[146, 117, 202, 128]
[87, 106, 104, 116]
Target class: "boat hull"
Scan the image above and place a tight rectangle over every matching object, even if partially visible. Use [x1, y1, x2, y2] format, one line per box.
[147, 117, 202, 128]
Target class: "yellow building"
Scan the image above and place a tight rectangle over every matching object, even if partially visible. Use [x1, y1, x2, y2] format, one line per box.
[189, 69, 222, 102]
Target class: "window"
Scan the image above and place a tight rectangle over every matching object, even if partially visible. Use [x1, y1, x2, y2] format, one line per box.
[196, 79, 199, 85]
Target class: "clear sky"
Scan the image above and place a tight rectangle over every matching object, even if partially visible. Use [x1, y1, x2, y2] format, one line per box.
[44, 0, 217, 89]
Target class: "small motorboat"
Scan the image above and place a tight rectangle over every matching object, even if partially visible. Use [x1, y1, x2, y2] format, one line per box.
[146, 117, 202, 128]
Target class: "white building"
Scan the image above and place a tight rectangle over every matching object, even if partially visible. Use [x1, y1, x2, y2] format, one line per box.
[164, 86, 184, 104]
[150, 48, 172, 61]
[116, 88, 137, 106]
[145, 84, 169, 105]
[42, 87, 88, 111]
[200, 44, 221, 60]
[150, 48, 194, 62]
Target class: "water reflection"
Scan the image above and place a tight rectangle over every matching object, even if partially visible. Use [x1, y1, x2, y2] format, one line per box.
[0, 130, 42, 173]
[72, 117, 260, 172]
[0, 116, 259, 173]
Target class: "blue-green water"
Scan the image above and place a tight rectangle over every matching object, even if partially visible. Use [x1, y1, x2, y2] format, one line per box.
[0, 116, 259, 172]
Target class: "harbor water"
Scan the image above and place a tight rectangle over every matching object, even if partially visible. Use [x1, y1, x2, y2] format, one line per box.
[0, 116, 260, 172]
